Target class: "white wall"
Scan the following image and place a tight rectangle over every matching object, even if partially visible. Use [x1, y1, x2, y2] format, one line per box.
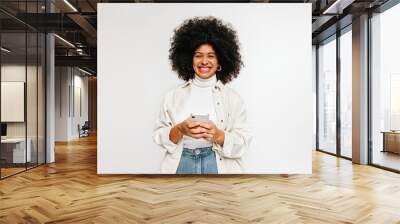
[55, 67, 89, 141]
[98, 3, 312, 174]
[55, 67, 69, 141]
[312, 45, 317, 150]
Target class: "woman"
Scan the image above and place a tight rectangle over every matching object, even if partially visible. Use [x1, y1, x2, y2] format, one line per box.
[153, 17, 252, 174]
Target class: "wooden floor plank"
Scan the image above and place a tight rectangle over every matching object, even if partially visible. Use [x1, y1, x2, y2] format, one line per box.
[1, 134, 400, 223]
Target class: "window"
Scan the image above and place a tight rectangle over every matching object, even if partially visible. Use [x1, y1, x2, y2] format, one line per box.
[318, 36, 337, 155]
[371, 3, 400, 171]
[339, 29, 352, 158]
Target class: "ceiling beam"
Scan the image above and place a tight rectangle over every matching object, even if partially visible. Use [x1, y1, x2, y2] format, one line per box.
[55, 55, 96, 69]
[67, 13, 97, 46]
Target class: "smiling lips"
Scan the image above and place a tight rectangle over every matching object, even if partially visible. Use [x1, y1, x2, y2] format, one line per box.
[198, 66, 211, 73]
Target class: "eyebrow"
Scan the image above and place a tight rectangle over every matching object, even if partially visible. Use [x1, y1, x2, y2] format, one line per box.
[194, 52, 216, 54]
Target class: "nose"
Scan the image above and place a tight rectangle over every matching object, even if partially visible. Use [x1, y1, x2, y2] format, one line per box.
[201, 56, 208, 65]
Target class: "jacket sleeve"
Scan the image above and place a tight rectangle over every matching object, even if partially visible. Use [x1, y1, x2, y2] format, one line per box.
[152, 94, 179, 154]
[217, 95, 252, 159]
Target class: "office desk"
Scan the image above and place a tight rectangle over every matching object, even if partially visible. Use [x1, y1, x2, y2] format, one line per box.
[381, 131, 400, 154]
[1, 138, 32, 163]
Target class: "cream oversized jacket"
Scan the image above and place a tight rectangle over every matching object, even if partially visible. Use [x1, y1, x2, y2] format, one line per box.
[153, 79, 252, 174]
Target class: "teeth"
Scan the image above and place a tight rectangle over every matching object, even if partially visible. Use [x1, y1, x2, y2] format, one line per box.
[199, 67, 210, 72]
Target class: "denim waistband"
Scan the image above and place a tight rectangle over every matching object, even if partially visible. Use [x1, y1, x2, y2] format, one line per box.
[182, 146, 213, 157]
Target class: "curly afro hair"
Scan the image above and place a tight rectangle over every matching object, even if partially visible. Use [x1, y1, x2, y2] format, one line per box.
[169, 16, 243, 84]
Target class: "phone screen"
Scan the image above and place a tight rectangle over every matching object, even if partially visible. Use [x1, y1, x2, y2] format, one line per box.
[191, 114, 209, 122]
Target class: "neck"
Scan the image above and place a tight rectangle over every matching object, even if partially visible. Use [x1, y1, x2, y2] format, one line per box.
[193, 74, 217, 88]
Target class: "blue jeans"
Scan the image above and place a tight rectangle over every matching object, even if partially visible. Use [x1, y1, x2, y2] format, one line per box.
[176, 146, 218, 174]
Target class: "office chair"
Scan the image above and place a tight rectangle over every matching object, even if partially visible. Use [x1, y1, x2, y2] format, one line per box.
[79, 121, 90, 138]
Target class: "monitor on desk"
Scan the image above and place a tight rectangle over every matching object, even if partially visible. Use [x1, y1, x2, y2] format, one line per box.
[1, 123, 7, 138]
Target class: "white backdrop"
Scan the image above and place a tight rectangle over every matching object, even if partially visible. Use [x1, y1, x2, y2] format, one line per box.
[98, 3, 312, 174]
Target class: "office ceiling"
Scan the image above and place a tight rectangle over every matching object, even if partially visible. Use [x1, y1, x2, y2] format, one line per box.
[0, 0, 393, 75]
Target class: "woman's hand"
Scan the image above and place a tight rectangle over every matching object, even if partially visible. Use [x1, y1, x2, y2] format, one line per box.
[169, 117, 207, 144]
[169, 118, 225, 146]
[178, 117, 208, 139]
[199, 121, 225, 146]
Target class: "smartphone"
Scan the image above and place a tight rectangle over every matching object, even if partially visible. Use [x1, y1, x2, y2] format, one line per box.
[191, 114, 209, 123]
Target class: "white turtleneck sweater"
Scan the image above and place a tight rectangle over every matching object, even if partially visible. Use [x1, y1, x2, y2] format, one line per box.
[179, 74, 217, 149]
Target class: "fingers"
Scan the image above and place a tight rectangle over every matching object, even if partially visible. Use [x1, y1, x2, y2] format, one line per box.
[199, 121, 214, 129]
[200, 123, 211, 129]
[202, 133, 213, 140]
[181, 118, 217, 141]
[189, 127, 207, 134]
[188, 130, 214, 140]
[190, 129, 209, 138]
[187, 122, 200, 128]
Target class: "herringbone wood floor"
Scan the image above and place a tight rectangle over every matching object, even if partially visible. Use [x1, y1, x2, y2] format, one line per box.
[1, 135, 400, 224]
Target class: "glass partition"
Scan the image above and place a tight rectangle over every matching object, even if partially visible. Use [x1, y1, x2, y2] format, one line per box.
[0, 1, 46, 179]
[38, 32, 45, 165]
[317, 36, 337, 155]
[371, 3, 400, 171]
[0, 31, 28, 177]
[27, 31, 38, 169]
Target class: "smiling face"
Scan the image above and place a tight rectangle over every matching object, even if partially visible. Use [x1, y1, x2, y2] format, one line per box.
[192, 43, 219, 79]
